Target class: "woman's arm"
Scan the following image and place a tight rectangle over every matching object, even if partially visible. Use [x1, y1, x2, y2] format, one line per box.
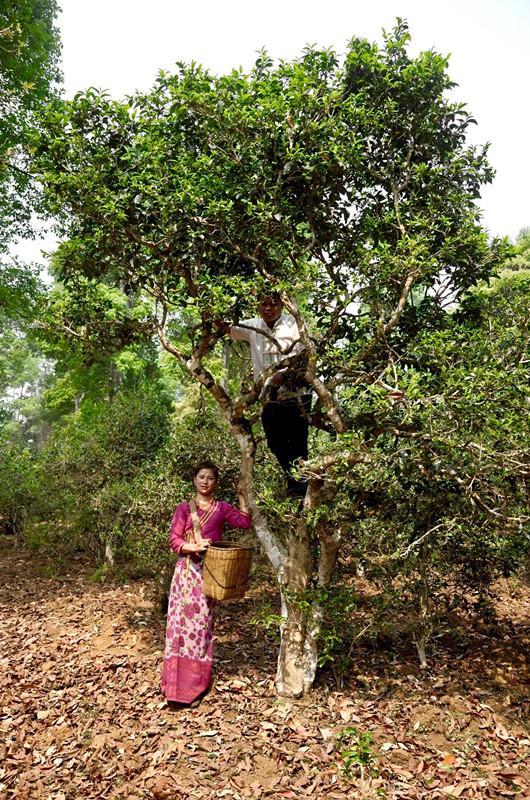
[180, 538, 210, 554]
[237, 483, 250, 515]
[221, 488, 252, 530]
[170, 502, 210, 554]
[169, 504, 188, 554]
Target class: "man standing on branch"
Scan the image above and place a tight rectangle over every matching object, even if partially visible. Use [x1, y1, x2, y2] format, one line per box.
[228, 293, 311, 497]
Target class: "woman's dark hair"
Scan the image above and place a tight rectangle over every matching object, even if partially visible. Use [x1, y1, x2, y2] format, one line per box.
[192, 460, 219, 480]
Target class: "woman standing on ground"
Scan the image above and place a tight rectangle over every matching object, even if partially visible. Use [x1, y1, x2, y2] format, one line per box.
[161, 461, 251, 706]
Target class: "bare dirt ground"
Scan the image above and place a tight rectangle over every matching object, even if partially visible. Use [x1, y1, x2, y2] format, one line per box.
[1, 536, 528, 799]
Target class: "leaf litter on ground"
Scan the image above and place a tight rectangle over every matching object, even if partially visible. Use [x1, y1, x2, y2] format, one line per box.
[0, 536, 528, 799]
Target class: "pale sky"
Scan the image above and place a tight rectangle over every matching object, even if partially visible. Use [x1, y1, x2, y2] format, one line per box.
[18, 0, 530, 261]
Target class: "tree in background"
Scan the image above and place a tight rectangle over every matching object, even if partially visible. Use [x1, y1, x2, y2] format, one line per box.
[0, 0, 61, 396]
[507, 227, 530, 272]
[0, 0, 62, 476]
[0, 0, 61, 252]
[32, 22, 527, 696]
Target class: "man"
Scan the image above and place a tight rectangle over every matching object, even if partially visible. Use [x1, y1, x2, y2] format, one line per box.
[229, 293, 311, 497]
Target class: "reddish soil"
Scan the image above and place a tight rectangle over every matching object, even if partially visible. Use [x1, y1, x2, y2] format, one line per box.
[1, 536, 528, 799]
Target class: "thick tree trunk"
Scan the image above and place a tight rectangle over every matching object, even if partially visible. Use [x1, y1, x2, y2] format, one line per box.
[275, 523, 342, 695]
[238, 453, 341, 696]
[275, 517, 313, 696]
[104, 536, 116, 567]
[232, 423, 320, 696]
[276, 591, 320, 697]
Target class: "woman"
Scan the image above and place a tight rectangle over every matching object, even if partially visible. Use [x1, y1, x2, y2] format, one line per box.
[161, 461, 251, 706]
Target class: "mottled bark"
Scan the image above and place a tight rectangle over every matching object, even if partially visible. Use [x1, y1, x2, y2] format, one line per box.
[276, 520, 315, 697]
[275, 483, 341, 697]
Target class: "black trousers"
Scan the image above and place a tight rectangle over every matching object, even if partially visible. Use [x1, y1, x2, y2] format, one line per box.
[261, 394, 312, 491]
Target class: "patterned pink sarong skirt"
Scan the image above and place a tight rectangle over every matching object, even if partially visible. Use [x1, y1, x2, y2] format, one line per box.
[161, 556, 215, 703]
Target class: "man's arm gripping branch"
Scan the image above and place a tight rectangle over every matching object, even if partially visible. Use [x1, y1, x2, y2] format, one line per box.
[282, 296, 347, 434]
[228, 321, 301, 356]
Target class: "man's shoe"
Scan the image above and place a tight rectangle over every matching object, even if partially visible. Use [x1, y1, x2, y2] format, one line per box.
[286, 480, 306, 498]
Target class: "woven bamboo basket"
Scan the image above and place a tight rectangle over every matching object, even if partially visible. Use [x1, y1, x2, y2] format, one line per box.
[203, 541, 253, 601]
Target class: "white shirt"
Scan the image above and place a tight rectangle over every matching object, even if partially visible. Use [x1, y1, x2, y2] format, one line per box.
[230, 313, 304, 381]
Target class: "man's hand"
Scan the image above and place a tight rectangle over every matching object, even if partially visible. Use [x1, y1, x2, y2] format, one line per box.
[269, 370, 285, 386]
[214, 320, 231, 335]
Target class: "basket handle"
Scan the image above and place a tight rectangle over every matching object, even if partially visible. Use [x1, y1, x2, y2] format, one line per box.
[203, 561, 249, 591]
[188, 498, 203, 544]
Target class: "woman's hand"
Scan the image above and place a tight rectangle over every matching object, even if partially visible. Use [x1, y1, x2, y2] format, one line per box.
[181, 538, 210, 555]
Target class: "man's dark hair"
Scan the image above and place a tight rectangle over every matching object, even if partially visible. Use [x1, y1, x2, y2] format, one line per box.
[258, 291, 282, 302]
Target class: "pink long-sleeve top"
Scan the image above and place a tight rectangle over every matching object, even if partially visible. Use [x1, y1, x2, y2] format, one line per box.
[170, 499, 252, 556]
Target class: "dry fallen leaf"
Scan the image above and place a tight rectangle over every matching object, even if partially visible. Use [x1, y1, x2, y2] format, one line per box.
[2, 541, 529, 800]
[439, 752, 456, 767]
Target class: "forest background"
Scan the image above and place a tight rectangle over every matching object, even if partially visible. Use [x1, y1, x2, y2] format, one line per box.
[1, 0, 529, 699]
[1, 3, 529, 798]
